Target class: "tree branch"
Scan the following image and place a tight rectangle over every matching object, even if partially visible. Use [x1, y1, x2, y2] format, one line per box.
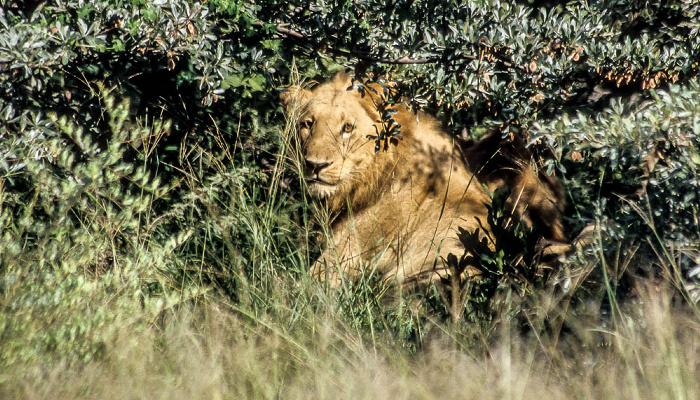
[260, 22, 527, 71]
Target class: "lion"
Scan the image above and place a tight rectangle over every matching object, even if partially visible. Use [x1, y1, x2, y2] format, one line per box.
[280, 72, 566, 290]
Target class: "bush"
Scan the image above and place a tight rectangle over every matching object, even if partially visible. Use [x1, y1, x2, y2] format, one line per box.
[0, 0, 307, 364]
[532, 80, 700, 304]
[0, 92, 196, 364]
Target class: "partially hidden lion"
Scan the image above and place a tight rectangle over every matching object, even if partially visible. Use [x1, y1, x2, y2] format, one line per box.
[280, 72, 565, 289]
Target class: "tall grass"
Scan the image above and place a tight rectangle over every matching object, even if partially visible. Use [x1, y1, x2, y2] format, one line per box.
[2, 281, 698, 399]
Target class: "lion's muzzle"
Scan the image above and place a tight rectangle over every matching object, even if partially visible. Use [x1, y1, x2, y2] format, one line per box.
[304, 159, 331, 176]
[303, 159, 333, 183]
[303, 159, 338, 198]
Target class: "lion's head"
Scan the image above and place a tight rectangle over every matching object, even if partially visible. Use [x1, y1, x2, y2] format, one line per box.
[280, 72, 404, 213]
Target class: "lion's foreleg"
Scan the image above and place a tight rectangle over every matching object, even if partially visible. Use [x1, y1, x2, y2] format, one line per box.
[310, 255, 343, 288]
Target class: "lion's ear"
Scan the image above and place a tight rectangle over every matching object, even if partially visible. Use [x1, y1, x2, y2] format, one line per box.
[365, 82, 389, 102]
[280, 85, 312, 114]
[332, 71, 353, 86]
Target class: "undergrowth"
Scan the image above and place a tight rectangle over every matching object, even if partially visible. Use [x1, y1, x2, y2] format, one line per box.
[1, 75, 699, 400]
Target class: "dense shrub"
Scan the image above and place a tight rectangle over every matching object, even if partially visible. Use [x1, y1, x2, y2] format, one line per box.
[0, 0, 306, 363]
[532, 80, 700, 303]
[0, 93, 192, 363]
[534, 81, 700, 244]
[272, 0, 700, 127]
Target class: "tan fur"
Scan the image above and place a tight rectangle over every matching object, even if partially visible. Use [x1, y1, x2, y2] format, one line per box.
[281, 72, 564, 288]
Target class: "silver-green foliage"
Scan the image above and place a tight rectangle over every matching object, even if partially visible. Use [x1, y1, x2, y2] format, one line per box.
[533, 80, 700, 243]
[279, 0, 700, 126]
[0, 93, 204, 365]
[531, 80, 700, 301]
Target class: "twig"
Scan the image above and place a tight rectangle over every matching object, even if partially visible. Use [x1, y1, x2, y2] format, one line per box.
[255, 22, 528, 71]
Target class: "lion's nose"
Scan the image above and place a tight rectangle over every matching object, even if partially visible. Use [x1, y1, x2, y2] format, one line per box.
[304, 159, 331, 175]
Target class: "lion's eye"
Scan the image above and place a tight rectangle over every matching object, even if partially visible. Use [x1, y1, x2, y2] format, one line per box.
[299, 119, 313, 131]
[342, 123, 354, 134]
